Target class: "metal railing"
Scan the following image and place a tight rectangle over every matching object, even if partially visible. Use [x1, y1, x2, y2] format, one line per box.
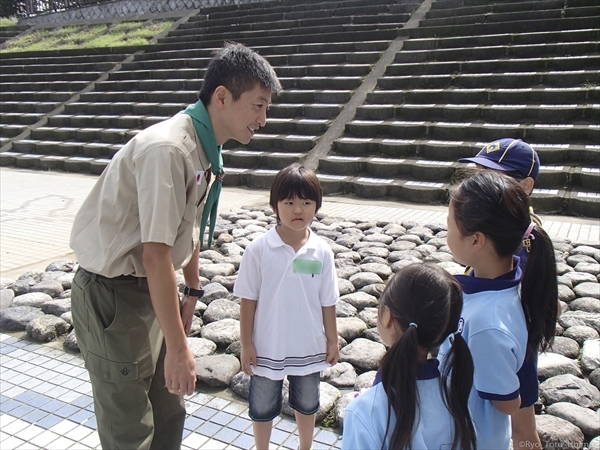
[21, 0, 116, 17]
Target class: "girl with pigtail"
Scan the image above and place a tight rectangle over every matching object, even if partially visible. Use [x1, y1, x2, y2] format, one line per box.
[439, 170, 558, 450]
[342, 263, 476, 450]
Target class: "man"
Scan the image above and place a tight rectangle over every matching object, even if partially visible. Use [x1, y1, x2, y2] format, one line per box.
[70, 42, 281, 449]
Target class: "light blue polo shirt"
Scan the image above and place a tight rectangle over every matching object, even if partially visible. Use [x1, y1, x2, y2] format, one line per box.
[439, 261, 527, 450]
[342, 360, 460, 450]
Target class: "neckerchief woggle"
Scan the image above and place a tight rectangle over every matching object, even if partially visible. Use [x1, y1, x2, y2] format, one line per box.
[181, 100, 223, 249]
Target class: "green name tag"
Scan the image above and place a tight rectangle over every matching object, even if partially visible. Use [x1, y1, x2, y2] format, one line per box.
[293, 259, 323, 275]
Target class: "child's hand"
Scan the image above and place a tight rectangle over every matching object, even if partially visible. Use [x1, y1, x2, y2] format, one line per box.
[241, 343, 257, 375]
[326, 339, 339, 365]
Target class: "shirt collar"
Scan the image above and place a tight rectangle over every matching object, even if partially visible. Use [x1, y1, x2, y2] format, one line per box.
[373, 359, 440, 385]
[266, 225, 318, 253]
[456, 256, 522, 294]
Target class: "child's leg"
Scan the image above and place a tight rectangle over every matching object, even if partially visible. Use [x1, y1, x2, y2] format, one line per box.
[288, 372, 321, 450]
[253, 420, 274, 450]
[248, 375, 284, 450]
[295, 411, 316, 450]
[511, 406, 542, 449]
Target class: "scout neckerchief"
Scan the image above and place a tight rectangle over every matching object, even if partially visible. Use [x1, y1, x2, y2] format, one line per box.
[182, 100, 224, 249]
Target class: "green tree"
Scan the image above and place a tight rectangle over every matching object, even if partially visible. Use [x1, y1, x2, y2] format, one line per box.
[0, 0, 19, 18]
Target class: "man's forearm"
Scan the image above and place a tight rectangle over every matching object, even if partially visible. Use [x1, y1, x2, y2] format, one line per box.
[182, 242, 201, 290]
[143, 242, 187, 349]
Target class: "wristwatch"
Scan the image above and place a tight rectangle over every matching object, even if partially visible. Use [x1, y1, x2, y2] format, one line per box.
[183, 286, 204, 298]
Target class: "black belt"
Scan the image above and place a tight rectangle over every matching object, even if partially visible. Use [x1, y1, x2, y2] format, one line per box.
[80, 267, 142, 281]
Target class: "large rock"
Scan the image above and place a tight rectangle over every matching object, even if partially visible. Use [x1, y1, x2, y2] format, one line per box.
[45, 259, 76, 272]
[40, 271, 74, 290]
[195, 354, 240, 387]
[337, 279, 355, 297]
[187, 337, 217, 358]
[358, 308, 378, 328]
[569, 297, 600, 313]
[574, 282, 600, 299]
[8, 278, 37, 296]
[201, 282, 230, 304]
[11, 292, 52, 308]
[537, 353, 582, 379]
[336, 301, 357, 318]
[591, 369, 600, 391]
[41, 298, 71, 316]
[546, 402, 600, 437]
[200, 263, 235, 279]
[549, 336, 580, 359]
[339, 338, 386, 372]
[335, 392, 357, 428]
[0, 306, 44, 331]
[349, 272, 383, 289]
[63, 329, 80, 352]
[563, 271, 597, 286]
[211, 275, 237, 292]
[360, 283, 385, 298]
[337, 317, 367, 342]
[30, 280, 64, 297]
[535, 415, 584, 450]
[340, 292, 378, 311]
[200, 318, 240, 347]
[203, 299, 240, 323]
[359, 263, 391, 280]
[26, 314, 70, 342]
[557, 284, 576, 303]
[581, 339, 600, 372]
[559, 311, 600, 333]
[563, 325, 599, 345]
[539, 374, 600, 409]
[230, 371, 250, 399]
[1, 289, 15, 309]
[321, 362, 357, 388]
[354, 371, 377, 391]
[590, 437, 600, 450]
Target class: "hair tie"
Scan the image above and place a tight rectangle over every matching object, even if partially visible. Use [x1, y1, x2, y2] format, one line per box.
[522, 222, 536, 253]
[453, 330, 461, 336]
[408, 322, 418, 329]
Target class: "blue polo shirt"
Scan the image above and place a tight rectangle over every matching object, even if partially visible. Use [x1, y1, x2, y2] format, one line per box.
[439, 261, 527, 450]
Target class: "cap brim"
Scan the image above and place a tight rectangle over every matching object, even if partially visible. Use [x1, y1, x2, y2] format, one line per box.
[457, 157, 511, 172]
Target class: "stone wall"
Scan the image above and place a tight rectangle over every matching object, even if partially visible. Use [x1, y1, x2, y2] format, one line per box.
[19, 0, 268, 25]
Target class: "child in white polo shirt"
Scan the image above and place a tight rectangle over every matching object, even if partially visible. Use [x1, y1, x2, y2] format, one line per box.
[234, 163, 339, 450]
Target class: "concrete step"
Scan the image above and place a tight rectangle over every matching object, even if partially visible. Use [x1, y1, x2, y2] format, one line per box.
[0, 80, 91, 93]
[0, 112, 44, 125]
[268, 104, 343, 120]
[366, 87, 600, 106]
[221, 148, 307, 170]
[261, 118, 330, 135]
[279, 76, 364, 91]
[0, 62, 117, 75]
[377, 70, 600, 89]
[402, 16, 599, 39]
[276, 90, 353, 104]
[0, 150, 111, 174]
[0, 91, 74, 102]
[0, 71, 102, 83]
[331, 138, 600, 165]
[0, 124, 27, 138]
[394, 41, 599, 63]
[427, 0, 565, 18]
[344, 120, 600, 146]
[386, 55, 600, 76]
[402, 29, 600, 51]
[0, 53, 125, 67]
[1, 101, 62, 114]
[95, 79, 202, 92]
[355, 103, 600, 124]
[29, 126, 132, 146]
[224, 133, 318, 153]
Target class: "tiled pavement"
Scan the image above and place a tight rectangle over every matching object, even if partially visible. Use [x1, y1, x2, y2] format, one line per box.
[0, 167, 598, 449]
[0, 332, 343, 450]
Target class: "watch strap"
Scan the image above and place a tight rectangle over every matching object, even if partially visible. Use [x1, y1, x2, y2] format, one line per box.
[183, 286, 204, 297]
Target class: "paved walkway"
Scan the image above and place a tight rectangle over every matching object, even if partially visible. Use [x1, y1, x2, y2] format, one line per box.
[0, 167, 599, 450]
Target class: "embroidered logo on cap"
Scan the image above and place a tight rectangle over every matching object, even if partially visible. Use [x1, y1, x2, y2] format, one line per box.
[485, 141, 501, 153]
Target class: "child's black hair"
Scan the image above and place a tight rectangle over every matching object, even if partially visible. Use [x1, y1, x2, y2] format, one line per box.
[269, 163, 323, 218]
[379, 263, 476, 450]
[199, 42, 282, 104]
[451, 170, 558, 354]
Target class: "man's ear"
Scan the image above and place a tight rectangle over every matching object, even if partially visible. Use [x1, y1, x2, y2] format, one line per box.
[519, 177, 535, 196]
[213, 85, 229, 109]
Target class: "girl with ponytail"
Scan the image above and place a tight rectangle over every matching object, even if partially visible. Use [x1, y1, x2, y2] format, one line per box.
[342, 263, 476, 450]
[439, 170, 558, 449]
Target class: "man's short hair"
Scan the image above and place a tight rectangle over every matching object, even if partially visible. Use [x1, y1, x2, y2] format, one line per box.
[269, 163, 323, 213]
[199, 42, 282, 104]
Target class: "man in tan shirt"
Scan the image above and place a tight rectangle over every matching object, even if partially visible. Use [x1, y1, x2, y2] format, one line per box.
[70, 42, 281, 449]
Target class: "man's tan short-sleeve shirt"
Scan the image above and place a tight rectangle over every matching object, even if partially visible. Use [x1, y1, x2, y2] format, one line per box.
[70, 114, 211, 277]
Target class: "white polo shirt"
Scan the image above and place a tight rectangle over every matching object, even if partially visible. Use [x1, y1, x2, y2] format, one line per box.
[234, 226, 338, 380]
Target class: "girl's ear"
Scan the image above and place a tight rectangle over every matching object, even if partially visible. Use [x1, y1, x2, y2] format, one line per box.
[471, 231, 487, 251]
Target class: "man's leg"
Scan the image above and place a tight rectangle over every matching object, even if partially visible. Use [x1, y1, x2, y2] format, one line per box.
[71, 270, 166, 449]
[149, 341, 186, 450]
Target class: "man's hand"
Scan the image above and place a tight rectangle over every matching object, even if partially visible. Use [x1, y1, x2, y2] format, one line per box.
[165, 345, 196, 396]
[241, 343, 257, 376]
[326, 339, 339, 366]
[180, 295, 197, 335]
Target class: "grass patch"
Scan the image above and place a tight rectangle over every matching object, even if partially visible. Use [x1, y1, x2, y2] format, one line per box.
[0, 20, 172, 53]
[0, 17, 18, 27]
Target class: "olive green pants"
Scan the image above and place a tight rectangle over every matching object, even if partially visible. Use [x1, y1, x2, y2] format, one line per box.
[71, 269, 185, 450]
